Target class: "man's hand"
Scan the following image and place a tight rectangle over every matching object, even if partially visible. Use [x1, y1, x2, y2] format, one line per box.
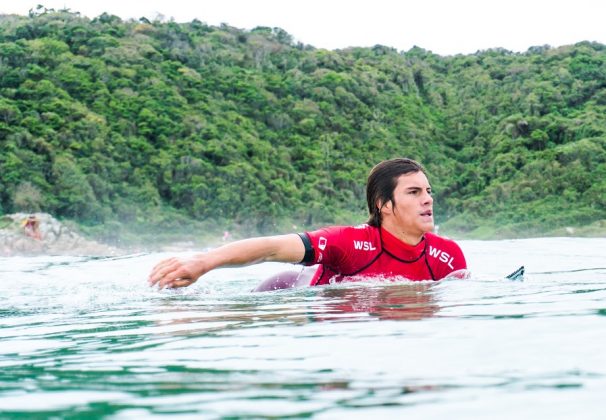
[148, 256, 206, 289]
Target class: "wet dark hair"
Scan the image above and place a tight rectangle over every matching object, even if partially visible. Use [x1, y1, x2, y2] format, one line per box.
[366, 158, 427, 227]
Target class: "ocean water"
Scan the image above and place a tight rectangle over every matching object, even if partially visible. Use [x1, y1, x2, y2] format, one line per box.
[1, 237, 605, 419]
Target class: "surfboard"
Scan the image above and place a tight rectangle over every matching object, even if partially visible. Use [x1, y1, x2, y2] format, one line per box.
[506, 266, 525, 281]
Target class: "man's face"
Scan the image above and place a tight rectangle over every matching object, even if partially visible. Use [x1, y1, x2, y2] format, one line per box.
[382, 171, 434, 238]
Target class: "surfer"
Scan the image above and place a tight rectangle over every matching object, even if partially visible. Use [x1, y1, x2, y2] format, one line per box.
[149, 158, 467, 290]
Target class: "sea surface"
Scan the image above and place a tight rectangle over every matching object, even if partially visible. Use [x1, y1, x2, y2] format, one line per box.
[1, 237, 605, 419]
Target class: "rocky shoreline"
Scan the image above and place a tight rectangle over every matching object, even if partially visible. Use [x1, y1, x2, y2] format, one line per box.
[0, 213, 120, 257]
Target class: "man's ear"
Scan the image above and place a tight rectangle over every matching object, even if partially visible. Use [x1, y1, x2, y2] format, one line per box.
[378, 199, 393, 216]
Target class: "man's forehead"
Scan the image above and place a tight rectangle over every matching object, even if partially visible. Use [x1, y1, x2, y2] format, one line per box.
[396, 172, 430, 187]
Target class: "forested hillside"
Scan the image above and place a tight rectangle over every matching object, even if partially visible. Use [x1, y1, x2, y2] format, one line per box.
[1, 8, 605, 240]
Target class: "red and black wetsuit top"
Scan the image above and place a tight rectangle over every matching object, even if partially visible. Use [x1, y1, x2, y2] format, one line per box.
[299, 224, 467, 285]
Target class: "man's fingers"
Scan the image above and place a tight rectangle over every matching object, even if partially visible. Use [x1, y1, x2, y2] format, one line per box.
[149, 256, 203, 289]
[158, 272, 179, 289]
[164, 278, 194, 289]
[148, 259, 181, 286]
[158, 275, 192, 290]
[149, 258, 172, 279]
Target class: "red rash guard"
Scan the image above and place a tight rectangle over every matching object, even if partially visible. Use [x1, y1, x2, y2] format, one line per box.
[299, 224, 467, 285]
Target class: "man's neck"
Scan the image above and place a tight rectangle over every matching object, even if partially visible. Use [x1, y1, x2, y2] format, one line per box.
[380, 222, 424, 246]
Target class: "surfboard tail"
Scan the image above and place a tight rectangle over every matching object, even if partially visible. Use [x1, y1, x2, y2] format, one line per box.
[506, 266, 525, 281]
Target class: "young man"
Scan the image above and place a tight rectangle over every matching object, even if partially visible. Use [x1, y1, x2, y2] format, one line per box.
[149, 158, 467, 291]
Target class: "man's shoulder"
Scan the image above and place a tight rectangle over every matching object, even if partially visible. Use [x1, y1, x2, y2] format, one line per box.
[425, 232, 467, 273]
[311, 223, 378, 236]
[341, 223, 380, 239]
[425, 232, 462, 249]
[307, 224, 379, 250]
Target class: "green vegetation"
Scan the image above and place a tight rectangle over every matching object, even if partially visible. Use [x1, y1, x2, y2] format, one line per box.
[1, 8, 605, 244]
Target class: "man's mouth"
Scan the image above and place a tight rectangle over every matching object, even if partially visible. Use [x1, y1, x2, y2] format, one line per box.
[420, 210, 433, 217]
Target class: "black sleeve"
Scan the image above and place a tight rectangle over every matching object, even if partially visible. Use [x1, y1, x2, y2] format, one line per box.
[297, 232, 315, 264]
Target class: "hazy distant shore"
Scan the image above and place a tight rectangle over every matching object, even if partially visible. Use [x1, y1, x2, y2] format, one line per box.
[3, 212, 604, 257]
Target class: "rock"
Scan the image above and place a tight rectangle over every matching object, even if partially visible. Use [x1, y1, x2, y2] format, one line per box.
[0, 213, 121, 257]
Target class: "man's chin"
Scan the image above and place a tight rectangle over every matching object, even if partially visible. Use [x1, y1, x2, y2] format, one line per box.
[422, 222, 435, 233]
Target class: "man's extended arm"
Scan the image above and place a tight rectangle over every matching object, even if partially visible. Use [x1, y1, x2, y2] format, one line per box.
[148, 234, 305, 289]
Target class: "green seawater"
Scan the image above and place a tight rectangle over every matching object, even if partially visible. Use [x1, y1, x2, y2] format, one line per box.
[1, 238, 606, 419]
